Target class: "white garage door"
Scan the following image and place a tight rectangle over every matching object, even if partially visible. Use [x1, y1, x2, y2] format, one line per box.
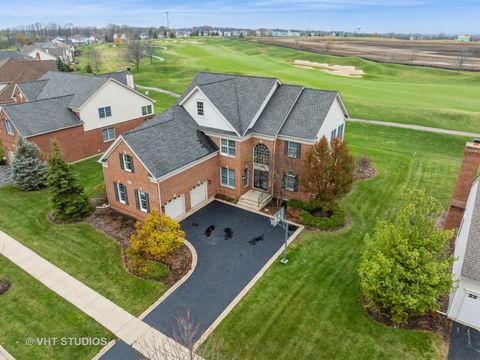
[458, 293, 480, 329]
[190, 182, 207, 209]
[164, 195, 185, 220]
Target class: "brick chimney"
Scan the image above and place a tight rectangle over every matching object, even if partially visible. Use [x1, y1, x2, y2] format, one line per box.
[444, 140, 480, 230]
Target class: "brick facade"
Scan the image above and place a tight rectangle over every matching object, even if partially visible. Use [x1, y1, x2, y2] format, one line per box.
[445, 142, 480, 230]
[103, 133, 316, 220]
[0, 113, 150, 164]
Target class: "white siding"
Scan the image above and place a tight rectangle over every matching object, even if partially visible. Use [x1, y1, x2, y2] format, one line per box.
[316, 96, 346, 141]
[182, 88, 236, 133]
[25, 49, 57, 61]
[448, 179, 480, 331]
[79, 81, 154, 131]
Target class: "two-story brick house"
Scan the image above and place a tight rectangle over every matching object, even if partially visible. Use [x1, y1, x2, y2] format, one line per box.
[0, 71, 154, 163]
[100, 72, 348, 220]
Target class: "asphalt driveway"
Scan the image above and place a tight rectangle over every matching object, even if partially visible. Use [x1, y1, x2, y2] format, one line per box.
[448, 322, 480, 360]
[101, 200, 295, 359]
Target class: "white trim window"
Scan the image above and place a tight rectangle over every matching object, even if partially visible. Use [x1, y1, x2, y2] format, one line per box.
[330, 128, 337, 142]
[220, 138, 236, 156]
[243, 167, 249, 187]
[3, 119, 14, 135]
[221, 167, 235, 188]
[196, 100, 204, 116]
[141, 105, 153, 116]
[116, 183, 128, 204]
[285, 141, 301, 158]
[284, 172, 298, 192]
[137, 190, 150, 213]
[98, 106, 112, 119]
[102, 127, 115, 142]
[120, 153, 134, 173]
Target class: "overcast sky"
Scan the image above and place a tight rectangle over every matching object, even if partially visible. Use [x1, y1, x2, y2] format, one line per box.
[0, 0, 477, 34]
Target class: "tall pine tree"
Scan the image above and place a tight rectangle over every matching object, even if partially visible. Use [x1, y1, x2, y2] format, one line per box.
[12, 138, 46, 191]
[45, 141, 93, 221]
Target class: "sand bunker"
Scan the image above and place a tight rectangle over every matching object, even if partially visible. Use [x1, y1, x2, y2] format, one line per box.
[294, 60, 365, 77]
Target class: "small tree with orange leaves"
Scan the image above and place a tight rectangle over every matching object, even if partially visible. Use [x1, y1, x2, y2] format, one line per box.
[130, 211, 184, 260]
[302, 136, 355, 207]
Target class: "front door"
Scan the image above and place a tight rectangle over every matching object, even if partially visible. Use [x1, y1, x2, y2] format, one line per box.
[253, 169, 268, 191]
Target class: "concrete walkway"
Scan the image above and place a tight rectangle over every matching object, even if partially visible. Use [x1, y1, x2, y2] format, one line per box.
[136, 84, 180, 98]
[349, 118, 480, 138]
[0, 230, 192, 359]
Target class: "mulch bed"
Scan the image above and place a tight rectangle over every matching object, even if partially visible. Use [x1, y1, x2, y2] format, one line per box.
[364, 299, 452, 340]
[54, 206, 193, 287]
[356, 164, 376, 180]
[0, 280, 11, 295]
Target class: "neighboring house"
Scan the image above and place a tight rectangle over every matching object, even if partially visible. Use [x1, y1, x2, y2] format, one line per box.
[99, 72, 348, 220]
[0, 70, 154, 164]
[0, 50, 32, 63]
[445, 140, 480, 331]
[21, 41, 74, 64]
[0, 58, 57, 104]
[457, 35, 471, 42]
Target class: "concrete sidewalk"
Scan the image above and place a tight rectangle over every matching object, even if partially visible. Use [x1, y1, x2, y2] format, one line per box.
[348, 118, 480, 138]
[0, 230, 192, 359]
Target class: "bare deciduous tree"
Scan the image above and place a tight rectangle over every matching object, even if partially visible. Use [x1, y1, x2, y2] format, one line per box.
[145, 39, 155, 64]
[88, 47, 102, 72]
[409, 47, 418, 65]
[123, 39, 146, 71]
[138, 311, 237, 360]
[457, 47, 470, 71]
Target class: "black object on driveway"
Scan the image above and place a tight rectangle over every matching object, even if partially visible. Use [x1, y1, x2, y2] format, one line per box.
[448, 322, 480, 360]
[101, 200, 291, 359]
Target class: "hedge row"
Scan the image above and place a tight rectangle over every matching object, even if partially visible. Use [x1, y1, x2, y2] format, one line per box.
[287, 200, 345, 230]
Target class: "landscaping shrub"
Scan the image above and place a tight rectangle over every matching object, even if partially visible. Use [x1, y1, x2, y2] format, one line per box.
[11, 138, 46, 191]
[126, 248, 170, 281]
[356, 155, 376, 180]
[45, 141, 93, 221]
[287, 199, 345, 229]
[130, 210, 185, 260]
[358, 189, 454, 324]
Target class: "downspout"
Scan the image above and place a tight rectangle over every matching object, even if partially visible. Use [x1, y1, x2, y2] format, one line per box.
[271, 140, 276, 198]
[156, 179, 163, 213]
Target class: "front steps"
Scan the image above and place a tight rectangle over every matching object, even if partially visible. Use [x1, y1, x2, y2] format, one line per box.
[237, 190, 272, 212]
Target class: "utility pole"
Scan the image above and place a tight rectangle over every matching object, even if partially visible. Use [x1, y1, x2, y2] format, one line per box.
[166, 11, 170, 30]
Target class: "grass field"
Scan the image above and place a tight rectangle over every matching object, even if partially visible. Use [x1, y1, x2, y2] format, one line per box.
[202, 122, 465, 359]
[0, 257, 112, 360]
[0, 157, 166, 316]
[77, 38, 480, 133]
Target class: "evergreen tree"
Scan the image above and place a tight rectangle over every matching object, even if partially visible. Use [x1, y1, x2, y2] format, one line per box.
[45, 141, 93, 221]
[55, 57, 66, 71]
[11, 138, 46, 191]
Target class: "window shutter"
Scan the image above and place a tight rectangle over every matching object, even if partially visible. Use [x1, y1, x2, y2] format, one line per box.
[124, 187, 129, 205]
[113, 182, 119, 201]
[284, 141, 289, 155]
[294, 175, 299, 192]
[296, 143, 301, 158]
[146, 193, 150, 213]
[130, 157, 135, 173]
[119, 154, 124, 170]
[134, 189, 140, 210]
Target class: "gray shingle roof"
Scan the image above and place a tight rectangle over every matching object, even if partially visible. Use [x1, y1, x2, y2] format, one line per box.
[279, 89, 338, 140]
[98, 71, 129, 86]
[251, 84, 303, 137]
[0, 51, 32, 62]
[179, 72, 278, 136]
[462, 182, 480, 282]
[122, 106, 218, 179]
[17, 79, 48, 100]
[2, 95, 81, 137]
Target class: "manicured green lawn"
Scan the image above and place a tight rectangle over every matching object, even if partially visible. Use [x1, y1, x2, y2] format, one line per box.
[203, 122, 465, 359]
[0, 257, 112, 360]
[0, 157, 166, 316]
[77, 38, 480, 133]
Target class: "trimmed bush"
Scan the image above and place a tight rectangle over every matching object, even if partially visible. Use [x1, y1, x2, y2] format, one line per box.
[288, 200, 345, 229]
[126, 248, 170, 281]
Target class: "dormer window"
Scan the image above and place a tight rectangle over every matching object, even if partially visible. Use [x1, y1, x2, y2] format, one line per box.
[196, 101, 204, 116]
